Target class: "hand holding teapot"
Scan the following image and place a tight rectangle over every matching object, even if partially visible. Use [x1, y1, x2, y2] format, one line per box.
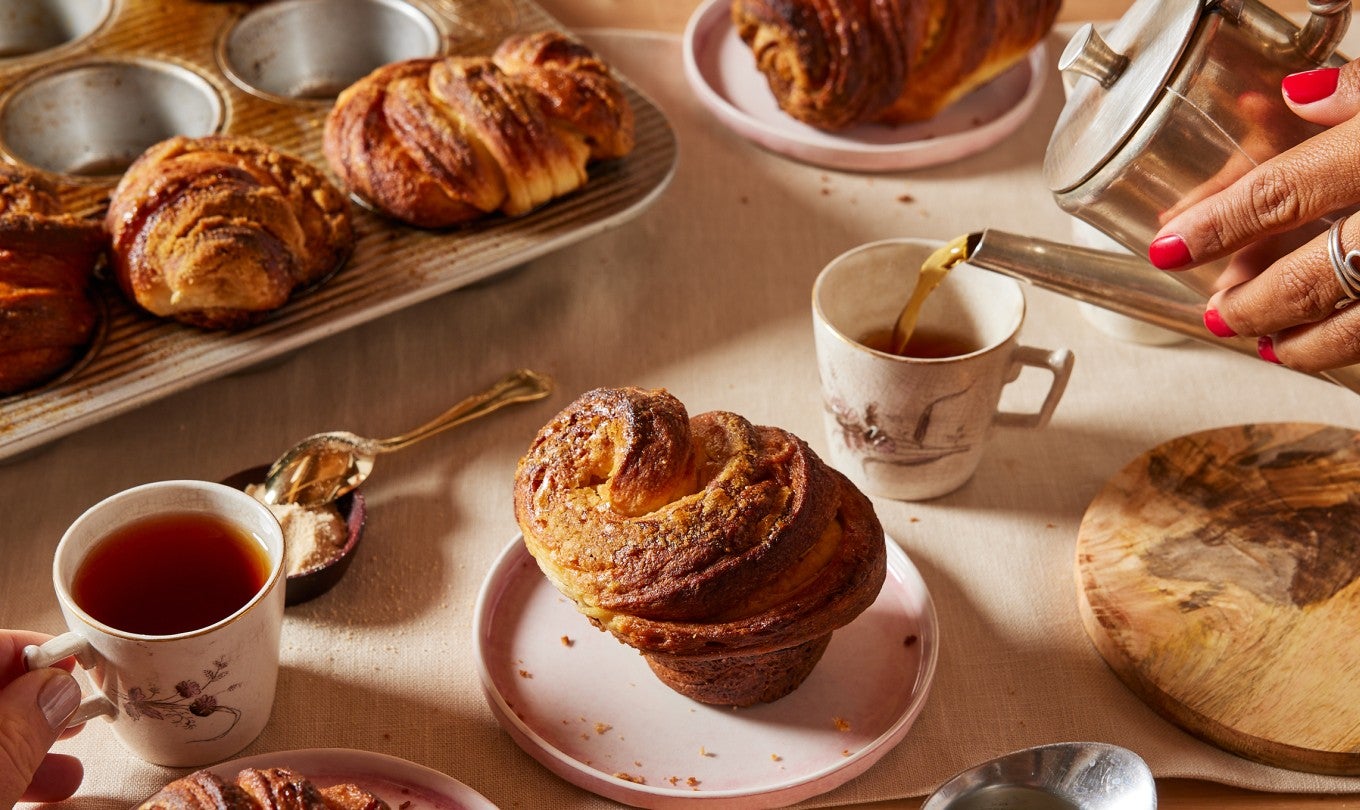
[1148, 58, 1360, 374]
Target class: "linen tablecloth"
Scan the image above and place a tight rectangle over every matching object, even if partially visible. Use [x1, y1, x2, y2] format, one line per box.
[7, 26, 1360, 809]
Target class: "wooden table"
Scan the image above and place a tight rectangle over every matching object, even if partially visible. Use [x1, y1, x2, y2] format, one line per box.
[525, 1, 1357, 808]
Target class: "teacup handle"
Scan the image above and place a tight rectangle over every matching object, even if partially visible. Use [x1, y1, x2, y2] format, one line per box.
[994, 346, 1074, 430]
[23, 633, 117, 726]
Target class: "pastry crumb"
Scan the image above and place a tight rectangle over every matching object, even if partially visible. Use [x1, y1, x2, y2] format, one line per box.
[518, 669, 532, 679]
[613, 772, 645, 784]
[771, 753, 782, 762]
[842, 749, 852, 757]
[699, 746, 714, 758]
[833, 717, 850, 732]
[560, 635, 574, 647]
[594, 722, 612, 735]
[904, 634, 919, 647]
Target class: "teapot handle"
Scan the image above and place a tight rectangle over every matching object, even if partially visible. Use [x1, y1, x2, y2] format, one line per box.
[1297, 0, 1351, 64]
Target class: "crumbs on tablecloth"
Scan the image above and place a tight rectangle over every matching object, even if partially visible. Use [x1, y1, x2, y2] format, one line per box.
[560, 635, 574, 647]
[904, 634, 919, 647]
[833, 717, 850, 732]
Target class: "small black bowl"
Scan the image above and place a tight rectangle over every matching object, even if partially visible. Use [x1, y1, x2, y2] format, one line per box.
[219, 465, 366, 606]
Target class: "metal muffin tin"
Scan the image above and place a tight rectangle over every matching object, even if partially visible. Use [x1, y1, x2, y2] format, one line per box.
[0, 0, 677, 460]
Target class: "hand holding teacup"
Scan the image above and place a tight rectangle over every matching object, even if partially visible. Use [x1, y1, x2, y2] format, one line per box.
[0, 630, 83, 805]
[21, 480, 286, 770]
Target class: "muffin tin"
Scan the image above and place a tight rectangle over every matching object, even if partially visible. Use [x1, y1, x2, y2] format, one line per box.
[0, 0, 678, 460]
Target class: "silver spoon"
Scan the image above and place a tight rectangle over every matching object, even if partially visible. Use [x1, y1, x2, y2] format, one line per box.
[259, 368, 553, 507]
[921, 742, 1156, 809]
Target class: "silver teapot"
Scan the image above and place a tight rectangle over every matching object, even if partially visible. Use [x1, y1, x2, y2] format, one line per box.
[970, 0, 1360, 394]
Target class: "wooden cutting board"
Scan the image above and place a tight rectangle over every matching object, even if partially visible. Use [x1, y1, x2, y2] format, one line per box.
[1076, 422, 1360, 774]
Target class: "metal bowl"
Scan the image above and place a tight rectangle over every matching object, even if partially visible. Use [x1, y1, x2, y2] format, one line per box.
[217, 0, 442, 102]
[0, 57, 223, 177]
[922, 742, 1157, 809]
[0, 0, 112, 61]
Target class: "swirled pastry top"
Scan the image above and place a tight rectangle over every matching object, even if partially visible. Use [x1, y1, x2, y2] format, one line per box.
[731, 0, 1060, 129]
[105, 135, 354, 330]
[323, 30, 635, 228]
[513, 387, 886, 657]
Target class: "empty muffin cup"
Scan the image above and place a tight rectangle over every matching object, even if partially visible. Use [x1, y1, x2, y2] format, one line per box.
[0, 0, 111, 60]
[218, 0, 442, 102]
[0, 58, 224, 177]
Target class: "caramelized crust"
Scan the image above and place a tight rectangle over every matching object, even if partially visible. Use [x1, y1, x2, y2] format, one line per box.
[104, 135, 354, 330]
[0, 165, 104, 396]
[137, 768, 388, 810]
[514, 387, 887, 704]
[731, 0, 1060, 129]
[323, 30, 634, 228]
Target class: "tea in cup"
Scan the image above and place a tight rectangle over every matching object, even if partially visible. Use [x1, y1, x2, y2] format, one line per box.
[812, 238, 1074, 500]
[24, 480, 285, 767]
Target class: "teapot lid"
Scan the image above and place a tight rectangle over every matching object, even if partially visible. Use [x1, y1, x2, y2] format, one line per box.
[1043, 0, 1202, 193]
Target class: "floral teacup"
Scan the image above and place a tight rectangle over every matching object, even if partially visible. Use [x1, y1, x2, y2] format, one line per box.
[24, 480, 285, 767]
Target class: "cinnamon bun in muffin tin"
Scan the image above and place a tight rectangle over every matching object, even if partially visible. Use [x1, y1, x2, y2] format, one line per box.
[0, 0, 676, 459]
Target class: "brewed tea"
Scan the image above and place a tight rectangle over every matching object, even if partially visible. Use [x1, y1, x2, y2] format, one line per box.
[72, 512, 270, 636]
[860, 326, 978, 358]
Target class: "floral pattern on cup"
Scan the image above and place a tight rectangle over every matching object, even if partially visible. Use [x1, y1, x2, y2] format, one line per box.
[826, 393, 974, 468]
[116, 657, 243, 742]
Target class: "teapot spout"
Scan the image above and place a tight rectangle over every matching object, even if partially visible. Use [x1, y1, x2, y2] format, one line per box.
[966, 228, 1360, 395]
[965, 228, 1213, 341]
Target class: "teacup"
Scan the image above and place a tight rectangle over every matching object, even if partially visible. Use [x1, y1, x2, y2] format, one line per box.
[23, 480, 285, 767]
[812, 238, 1074, 501]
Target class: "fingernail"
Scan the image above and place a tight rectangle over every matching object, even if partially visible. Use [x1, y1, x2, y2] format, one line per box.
[1257, 335, 1282, 364]
[1283, 67, 1341, 104]
[37, 672, 79, 732]
[1204, 308, 1237, 337]
[1149, 234, 1192, 270]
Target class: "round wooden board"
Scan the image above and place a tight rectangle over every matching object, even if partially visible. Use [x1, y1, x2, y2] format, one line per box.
[1076, 422, 1360, 774]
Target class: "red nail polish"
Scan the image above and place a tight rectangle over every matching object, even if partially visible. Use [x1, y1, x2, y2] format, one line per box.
[1257, 335, 1282, 364]
[1149, 235, 1192, 270]
[1283, 67, 1341, 104]
[1203, 308, 1237, 337]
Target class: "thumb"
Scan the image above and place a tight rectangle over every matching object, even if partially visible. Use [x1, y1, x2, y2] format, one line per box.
[1282, 60, 1360, 126]
[0, 668, 79, 805]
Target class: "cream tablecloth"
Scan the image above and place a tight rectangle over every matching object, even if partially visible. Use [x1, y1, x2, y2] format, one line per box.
[7, 27, 1360, 809]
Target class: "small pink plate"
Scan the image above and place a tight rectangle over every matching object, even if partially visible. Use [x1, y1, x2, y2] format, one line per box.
[204, 747, 497, 809]
[473, 536, 939, 809]
[681, 0, 1047, 172]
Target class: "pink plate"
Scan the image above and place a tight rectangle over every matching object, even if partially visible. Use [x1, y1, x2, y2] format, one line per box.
[681, 0, 1047, 172]
[204, 748, 498, 809]
[473, 536, 939, 809]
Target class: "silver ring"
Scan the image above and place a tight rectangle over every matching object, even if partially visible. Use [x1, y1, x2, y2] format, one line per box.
[1327, 215, 1360, 310]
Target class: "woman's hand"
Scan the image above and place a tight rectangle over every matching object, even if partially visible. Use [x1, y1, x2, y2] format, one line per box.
[0, 630, 83, 805]
[1147, 59, 1360, 372]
